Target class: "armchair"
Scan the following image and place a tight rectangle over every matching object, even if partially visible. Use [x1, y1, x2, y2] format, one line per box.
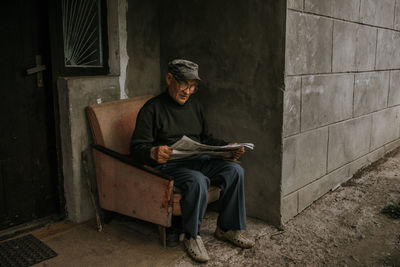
[86, 95, 220, 247]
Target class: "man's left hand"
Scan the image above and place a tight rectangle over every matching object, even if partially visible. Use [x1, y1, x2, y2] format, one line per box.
[229, 143, 245, 160]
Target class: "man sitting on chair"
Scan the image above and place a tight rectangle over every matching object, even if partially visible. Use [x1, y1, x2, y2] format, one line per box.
[130, 59, 254, 262]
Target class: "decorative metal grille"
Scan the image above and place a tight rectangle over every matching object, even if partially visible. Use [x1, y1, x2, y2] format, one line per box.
[61, 0, 103, 67]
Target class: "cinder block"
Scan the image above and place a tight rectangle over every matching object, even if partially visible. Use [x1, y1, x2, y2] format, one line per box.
[298, 165, 350, 212]
[368, 147, 386, 162]
[283, 77, 301, 137]
[355, 25, 377, 71]
[360, 0, 395, 28]
[328, 116, 372, 172]
[332, 21, 357, 72]
[301, 74, 353, 131]
[395, 0, 400, 30]
[384, 138, 400, 153]
[354, 72, 390, 117]
[348, 146, 385, 175]
[281, 192, 298, 222]
[388, 70, 400, 107]
[305, 0, 360, 21]
[304, 0, 331, 16]
[376, 29, 400, 70]
[370, 107, 400, 150]
[331, 0, 360, 21]
[286, 12, 333, 75]
[333, 23, 376, 72]
[282, 127, 328, 195]
[288, 0, 303, 10]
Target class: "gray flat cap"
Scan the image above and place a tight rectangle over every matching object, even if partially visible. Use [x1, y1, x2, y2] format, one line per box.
[168, 59, 201, 81]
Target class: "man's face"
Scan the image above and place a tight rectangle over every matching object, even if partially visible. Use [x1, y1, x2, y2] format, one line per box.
[166, 73, 198, 105]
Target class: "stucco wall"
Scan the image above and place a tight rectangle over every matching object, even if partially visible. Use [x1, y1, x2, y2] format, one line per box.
[160, 0, 286, 225]
[58, 76, 120, 222]
[125, 0, 161, 97]
[58, 0, 161, 223]
[282, 0, 400, 222]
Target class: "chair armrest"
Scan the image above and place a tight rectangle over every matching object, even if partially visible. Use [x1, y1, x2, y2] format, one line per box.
[91, 146, 174, 226]
[92, 144, 173, 181]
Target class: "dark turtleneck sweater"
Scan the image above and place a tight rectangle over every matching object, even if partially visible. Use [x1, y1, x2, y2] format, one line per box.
[130, 91, 227, 165]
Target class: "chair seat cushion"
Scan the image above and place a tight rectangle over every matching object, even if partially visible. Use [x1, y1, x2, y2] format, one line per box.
[172, 186, 221, 216]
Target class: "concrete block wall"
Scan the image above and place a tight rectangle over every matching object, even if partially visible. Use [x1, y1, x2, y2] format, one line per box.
[282, 0, 400, 222]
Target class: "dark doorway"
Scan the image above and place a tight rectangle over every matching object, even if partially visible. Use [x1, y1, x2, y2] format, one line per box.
[0, 0, 59, 230]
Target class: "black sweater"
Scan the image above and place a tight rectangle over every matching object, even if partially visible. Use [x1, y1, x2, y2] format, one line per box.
[130, 91, 227, 165]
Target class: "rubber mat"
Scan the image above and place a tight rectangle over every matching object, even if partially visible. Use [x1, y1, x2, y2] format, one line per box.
[0, 234, 57, 267]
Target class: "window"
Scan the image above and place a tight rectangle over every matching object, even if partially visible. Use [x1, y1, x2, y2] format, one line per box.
[52, 0, 109, 75]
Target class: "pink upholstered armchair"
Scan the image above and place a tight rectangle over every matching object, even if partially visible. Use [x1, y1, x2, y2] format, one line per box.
[86, 95, 220, 247]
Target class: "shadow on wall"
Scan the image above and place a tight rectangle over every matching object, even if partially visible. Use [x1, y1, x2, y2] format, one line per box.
[158, 0, 286, 225]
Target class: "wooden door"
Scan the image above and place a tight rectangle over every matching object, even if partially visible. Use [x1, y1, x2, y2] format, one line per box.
[0, 0, 59, 230]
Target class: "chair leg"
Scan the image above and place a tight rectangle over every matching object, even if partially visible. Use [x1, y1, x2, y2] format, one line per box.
[158, 225, 167, 248]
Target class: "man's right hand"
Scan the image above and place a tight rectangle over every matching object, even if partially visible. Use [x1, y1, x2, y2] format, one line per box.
[150, 145, 173, 164]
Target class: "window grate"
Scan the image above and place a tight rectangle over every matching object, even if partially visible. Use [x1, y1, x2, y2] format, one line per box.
[61, 0, 103, 68]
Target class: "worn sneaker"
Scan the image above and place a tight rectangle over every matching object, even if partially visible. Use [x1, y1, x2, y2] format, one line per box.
[183, 235, 210, 262]
[214, 226, 255, 248]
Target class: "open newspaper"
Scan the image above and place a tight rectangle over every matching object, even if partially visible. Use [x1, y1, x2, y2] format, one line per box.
[170, 135, 254, 160]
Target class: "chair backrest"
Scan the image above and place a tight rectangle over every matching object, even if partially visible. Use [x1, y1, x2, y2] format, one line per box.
[86, 95, 153, 155]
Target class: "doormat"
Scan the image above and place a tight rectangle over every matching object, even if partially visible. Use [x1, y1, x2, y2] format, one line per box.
[0, 234, 57, 267]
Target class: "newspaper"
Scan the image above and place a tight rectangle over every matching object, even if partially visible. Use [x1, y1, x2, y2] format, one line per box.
[170, 135, 254, 160]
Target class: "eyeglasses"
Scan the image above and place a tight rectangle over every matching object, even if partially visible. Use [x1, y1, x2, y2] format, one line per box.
[173, 76, 198, 93]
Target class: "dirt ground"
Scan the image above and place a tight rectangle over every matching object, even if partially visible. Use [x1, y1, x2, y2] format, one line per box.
[175, 149, 400, 266]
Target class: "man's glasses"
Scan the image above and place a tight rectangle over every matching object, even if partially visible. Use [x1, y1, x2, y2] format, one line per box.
[173, 76, 198, 93]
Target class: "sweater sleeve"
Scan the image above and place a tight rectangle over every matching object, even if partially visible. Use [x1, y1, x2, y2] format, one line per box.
[130, 105, 158, 165]
[199, 104, 228, 146]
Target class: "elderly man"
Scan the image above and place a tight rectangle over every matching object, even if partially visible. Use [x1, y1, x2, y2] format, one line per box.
[130, 59, 254, 262]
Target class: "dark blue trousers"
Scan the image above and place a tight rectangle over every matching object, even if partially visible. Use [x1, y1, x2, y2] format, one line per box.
[156, 155, 246, 238]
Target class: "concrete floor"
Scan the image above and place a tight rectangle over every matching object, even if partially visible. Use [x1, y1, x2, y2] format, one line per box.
[7, 149, 399, 266]
[29, 212, 275, 267]
[21, 209, 275, 267]
[31, 217, 187, 267]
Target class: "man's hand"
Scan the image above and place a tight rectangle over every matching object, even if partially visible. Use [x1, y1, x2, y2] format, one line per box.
[150, 145, 172, 164]
[229, 143, 245, 160]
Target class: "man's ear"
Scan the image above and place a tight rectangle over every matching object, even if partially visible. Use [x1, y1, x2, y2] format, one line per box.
[166, 73, 173, 86]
